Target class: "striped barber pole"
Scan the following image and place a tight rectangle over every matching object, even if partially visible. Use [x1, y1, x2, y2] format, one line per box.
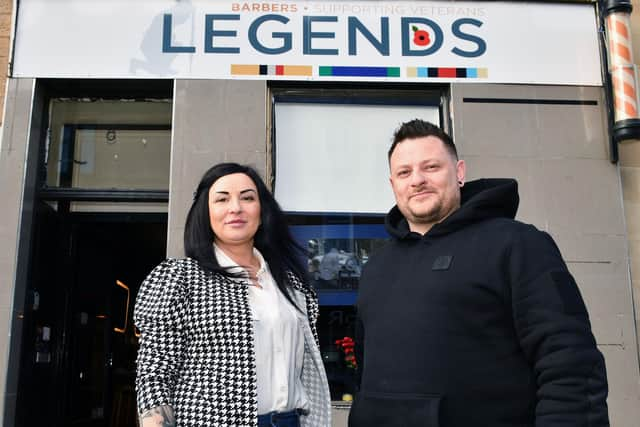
[606, 12, 639, 121]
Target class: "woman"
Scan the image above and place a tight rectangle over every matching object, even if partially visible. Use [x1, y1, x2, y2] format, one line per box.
[134, 163, 331, 427]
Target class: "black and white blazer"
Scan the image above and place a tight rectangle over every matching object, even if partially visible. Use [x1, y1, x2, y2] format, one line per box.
[134, 258, 332, 427]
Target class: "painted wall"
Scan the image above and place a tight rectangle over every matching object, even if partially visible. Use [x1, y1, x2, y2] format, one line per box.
[0, 77, 36, 427]
[452, 83, 640, 426]
[167, 79, 268, 257]
[625, 0, 640, 379]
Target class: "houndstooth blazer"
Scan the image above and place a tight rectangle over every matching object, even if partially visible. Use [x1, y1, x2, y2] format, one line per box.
[134, 258, 332, 427]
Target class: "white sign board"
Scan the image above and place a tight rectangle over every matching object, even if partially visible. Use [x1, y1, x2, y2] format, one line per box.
[14, 0, 602, 85]
[274, 102, 439, 214]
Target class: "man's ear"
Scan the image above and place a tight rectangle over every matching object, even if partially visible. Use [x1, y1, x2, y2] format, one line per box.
[457, 160, 466, 186]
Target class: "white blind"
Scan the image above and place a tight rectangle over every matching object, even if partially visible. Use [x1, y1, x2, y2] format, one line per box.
[274, 102, 440, 214]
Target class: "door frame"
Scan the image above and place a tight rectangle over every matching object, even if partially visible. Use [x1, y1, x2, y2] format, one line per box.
[8, 78, 173, 427]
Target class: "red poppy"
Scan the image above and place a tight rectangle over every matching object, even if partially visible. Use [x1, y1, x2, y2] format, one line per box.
[335, 336, 357, 369]
[411, 25, 431, 47]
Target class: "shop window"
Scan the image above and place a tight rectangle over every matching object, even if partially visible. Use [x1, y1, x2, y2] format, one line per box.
[43, 98, 172, 212]
[290, 222, 388, 296]
[272, 88, 443, 400]
[290, 218, 387, 400]
[69, 127, 170, 190]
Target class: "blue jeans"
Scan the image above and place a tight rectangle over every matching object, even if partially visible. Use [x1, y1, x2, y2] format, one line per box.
[257, 409, 302, 427]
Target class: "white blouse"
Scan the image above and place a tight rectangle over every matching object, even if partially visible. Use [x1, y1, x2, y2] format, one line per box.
[214, 244, 309, 414]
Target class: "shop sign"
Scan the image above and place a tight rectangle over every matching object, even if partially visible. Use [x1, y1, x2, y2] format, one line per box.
[13, 0, 602, 85]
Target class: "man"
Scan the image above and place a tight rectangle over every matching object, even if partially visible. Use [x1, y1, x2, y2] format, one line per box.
[348, 119, 609, 427]
[318, 247, 342, 288]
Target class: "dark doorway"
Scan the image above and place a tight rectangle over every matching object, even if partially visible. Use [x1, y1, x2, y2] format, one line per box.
[17, 202, 166, 427]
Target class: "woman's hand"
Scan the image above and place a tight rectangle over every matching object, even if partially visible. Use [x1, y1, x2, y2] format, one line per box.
[139, 405, 175, 427]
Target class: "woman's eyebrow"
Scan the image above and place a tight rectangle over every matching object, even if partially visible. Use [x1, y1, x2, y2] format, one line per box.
[213, 188, 256, 194]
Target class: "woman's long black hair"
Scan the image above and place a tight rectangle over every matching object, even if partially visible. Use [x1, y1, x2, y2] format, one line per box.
[184, 163, 308, 306]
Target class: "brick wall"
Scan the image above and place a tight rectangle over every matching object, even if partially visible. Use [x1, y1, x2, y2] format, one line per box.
[0, 0, 12, 127]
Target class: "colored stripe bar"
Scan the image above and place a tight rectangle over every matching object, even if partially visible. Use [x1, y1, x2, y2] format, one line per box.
[407, 67, 488, 79]
[283, 65, 313, 76]
[231, 64, 260, 75]
[319, 66, 400, 77]
[231, 64, 312, 76]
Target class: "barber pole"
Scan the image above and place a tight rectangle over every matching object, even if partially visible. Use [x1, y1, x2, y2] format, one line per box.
[603, 0, 640, 141]
[607, 11, 637, 119]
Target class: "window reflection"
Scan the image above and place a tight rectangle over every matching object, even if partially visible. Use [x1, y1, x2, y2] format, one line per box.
[289, 218, 388, 400]
[306, 238, 385, 291]
[318, 306, 358, 401]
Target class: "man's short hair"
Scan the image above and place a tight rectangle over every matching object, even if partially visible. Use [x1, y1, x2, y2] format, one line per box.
[389, 119, 458, 161]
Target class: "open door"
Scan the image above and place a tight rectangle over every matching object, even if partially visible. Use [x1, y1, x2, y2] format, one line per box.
[17, 203, 166, 427]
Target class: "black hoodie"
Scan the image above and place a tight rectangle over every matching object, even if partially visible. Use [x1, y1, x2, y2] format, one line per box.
[349, 179, 609, 427]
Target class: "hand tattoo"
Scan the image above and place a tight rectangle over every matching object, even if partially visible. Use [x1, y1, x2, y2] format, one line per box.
[140, 405, 176, 427]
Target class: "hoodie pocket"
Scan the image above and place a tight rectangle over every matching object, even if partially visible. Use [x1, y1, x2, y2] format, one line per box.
[348, 391, 442, 427]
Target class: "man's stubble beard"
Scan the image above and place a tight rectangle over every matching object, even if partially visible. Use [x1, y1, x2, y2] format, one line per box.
[405, 191, 460, 228]
[406, 194, 444, 226]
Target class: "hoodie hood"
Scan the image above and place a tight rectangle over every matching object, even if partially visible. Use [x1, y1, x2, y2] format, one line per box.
[385, 178, 519, 240]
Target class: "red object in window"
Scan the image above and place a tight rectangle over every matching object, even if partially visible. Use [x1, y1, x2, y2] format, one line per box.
[335, 336, 357, 368]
